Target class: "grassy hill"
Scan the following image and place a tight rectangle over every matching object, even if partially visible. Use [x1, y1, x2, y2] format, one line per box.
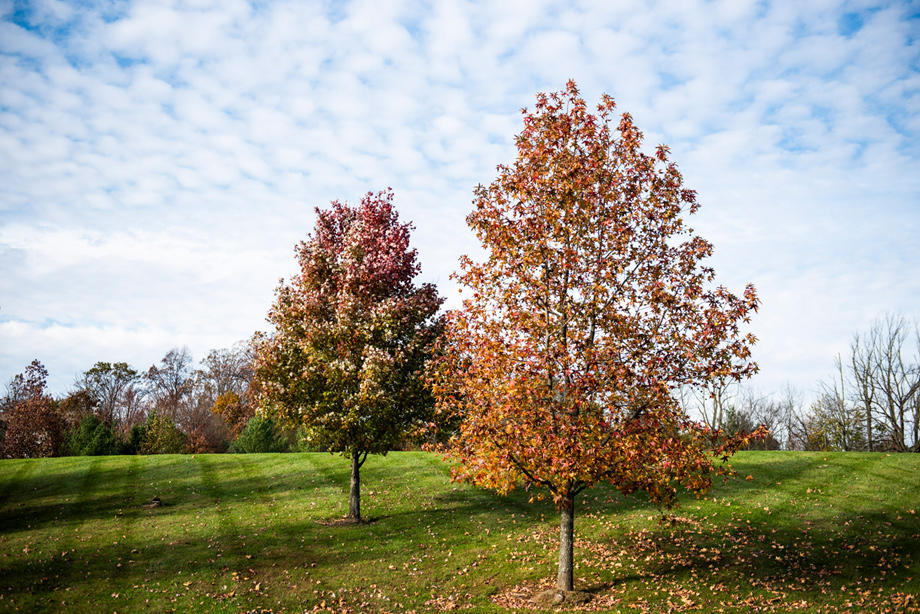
[0, 451, 918, 613]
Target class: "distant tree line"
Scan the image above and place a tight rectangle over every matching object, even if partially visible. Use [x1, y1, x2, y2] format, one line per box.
[681, 314, 920, 452]
[0, 342, 298, 458]
[6, 313, 918, 458]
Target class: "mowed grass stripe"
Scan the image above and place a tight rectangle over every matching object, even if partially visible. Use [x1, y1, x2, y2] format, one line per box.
[105, 455, 143, 586]
[0, 459, 40, 512]
[196, 454, 244, 559]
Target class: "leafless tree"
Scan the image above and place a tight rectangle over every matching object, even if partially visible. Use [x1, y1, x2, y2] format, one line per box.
[850, 327, 879, 451]
[729, 387, 786, 450]
[817, 355, 866, 451]
[870, 315, 920, 451]
[679, 376, 736, 430]
[74, 361, 140, 426]
[145, 348, 195, 421]
[194, 342, 254, 407]
[119, 384, 148, 437]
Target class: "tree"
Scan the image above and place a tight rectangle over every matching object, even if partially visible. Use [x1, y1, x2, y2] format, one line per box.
[145, 348, 194, 419]
[183, 402, 230, 453]
[2, 358, 48, 410]
[720, 389, 785, 451]
[679, 375, 735, 430]
[75, 361, 139, 426]
[819, 356, 866, 451]
[788, 403, 834, 451]
[190, 342, 257, 450]
[231, 416, 288, 453]
[212, 391, 252, 437]
[124, 422, 146, 455]
[57, 389, 96, 429]
[197, 343, 254, 404]
[256, 189, 443, 522]
[1, 361, 67, 458]
[868, 315, 919, 451]
[432, 82, 761, 594]
[116, 384, 148, 438]
[139, 413, 186, 454]
[849, 328, 879, 451]
[67, 415, 120, 456]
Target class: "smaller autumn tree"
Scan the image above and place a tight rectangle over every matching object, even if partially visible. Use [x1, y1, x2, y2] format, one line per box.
[432, 82, 762, 594]
[256, 189, 443, 521]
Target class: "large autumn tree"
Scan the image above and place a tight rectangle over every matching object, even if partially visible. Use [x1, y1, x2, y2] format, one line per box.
[432, 81, 762, 595]
[256, 189, 443, 522]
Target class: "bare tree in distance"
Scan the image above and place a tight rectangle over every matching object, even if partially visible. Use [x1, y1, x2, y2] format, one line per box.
[197, 342, 254, 405]
[850, 327, 879, 451]
[75, 362, 140, 426]
[721, 387, 786, 450]
[681, 381, 793, 450]
[817, 356, 866, 451]
[119, 384, 147, 436]
[145, 348, 195, 420]
[869, 315, 920, 451]
[680, 376, 736, 431]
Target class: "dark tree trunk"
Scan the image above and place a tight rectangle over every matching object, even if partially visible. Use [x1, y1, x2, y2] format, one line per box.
[348, 450, 361, 521]
[557, 492, 575, 591]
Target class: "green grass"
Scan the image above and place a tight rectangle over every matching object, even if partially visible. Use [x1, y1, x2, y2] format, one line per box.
[0, 451, 918, 613]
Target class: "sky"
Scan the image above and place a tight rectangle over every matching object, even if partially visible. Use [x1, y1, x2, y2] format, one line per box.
[1, 0, 918, 401]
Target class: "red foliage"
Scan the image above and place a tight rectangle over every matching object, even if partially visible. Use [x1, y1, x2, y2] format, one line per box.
[255, 189, 443, 454]
[2, 361, 67, 458]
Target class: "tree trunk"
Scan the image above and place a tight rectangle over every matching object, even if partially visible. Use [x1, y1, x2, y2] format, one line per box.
[557, 493, 575, 591]
[348, 450, 361, 521]
[912, 408, 918, 451]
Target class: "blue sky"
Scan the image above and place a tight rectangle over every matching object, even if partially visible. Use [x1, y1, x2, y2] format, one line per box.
[1, 0, 918, 401]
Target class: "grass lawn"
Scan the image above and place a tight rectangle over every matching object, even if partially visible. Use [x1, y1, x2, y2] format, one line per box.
[0, 451, 918, 613]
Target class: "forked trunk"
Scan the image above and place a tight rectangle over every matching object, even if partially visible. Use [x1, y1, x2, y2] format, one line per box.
[557, 493, 575, 591]
[348, 450, 361, 521]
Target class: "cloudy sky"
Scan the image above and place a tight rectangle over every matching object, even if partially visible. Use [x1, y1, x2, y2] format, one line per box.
[1, 0, 918, 400]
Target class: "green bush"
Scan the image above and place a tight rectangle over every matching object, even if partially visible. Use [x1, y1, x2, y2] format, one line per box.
[121, 423, 146, 455]
[231, 416, 288, 453]
[67, 415, 119, 456]
[140, 413, 186, 454]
